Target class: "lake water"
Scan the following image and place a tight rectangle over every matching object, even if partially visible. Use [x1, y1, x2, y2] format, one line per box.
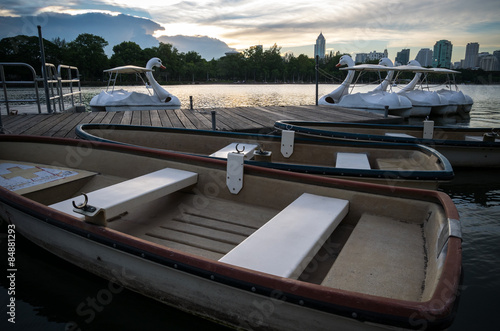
[80, 84, 500, 127]
[1, 84, 500, 330]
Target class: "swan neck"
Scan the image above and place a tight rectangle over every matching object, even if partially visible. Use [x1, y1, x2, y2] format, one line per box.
[375, 70, 393, 91]
[400, 72, 422, 92]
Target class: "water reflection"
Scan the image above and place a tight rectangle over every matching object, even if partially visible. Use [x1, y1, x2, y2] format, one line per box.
[0, 226, 228, 331]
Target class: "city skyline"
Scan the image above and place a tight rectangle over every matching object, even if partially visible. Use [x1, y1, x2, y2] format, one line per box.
[1, 0, 499, 62]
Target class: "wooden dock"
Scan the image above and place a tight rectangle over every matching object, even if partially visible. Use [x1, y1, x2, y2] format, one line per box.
[0, 105, 400, 138]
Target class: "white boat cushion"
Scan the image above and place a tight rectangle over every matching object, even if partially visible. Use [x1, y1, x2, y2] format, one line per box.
[210, 143, 259, 159]
[219, 193, 349, 279]
[384, 132, 416, 138]
[50, 168, 198, 224]
[336, 152, 371, 169]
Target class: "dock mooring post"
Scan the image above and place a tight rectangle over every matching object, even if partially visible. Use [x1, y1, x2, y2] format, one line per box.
[315, 55, 319, 106]
[38, 25, 52, 114]
[189, 96, 193, 110]
[211, 110, 216, 130]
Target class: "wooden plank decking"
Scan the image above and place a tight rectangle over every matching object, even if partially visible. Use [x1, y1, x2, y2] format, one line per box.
[0, 105, 400, 138]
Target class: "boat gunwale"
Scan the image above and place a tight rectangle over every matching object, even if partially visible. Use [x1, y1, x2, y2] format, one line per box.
[0, 135, 462, 329]
[275, 120, 500, 148]
[75, 123, 455, 181]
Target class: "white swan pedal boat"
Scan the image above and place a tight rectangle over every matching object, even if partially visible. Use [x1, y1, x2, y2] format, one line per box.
[0, 135, 462, 330]
[90, 58, 181, 111]
[319, 56, 413, 118]
[392, 61, 473, 117]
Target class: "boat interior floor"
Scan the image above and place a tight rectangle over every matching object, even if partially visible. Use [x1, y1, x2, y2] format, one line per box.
[1, 159, 432, 303]
[106, 192, 427, 302]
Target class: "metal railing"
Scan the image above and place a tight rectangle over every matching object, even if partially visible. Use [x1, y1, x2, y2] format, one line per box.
[0, 62, 42, 114]
[0, 62, 82, 115]
[45, 63, 61, 113]
[57, 64, 82, 110]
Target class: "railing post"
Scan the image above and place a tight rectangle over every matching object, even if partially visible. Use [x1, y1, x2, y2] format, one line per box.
[38, 25, 52, 114]
[0, 64, 9, 114]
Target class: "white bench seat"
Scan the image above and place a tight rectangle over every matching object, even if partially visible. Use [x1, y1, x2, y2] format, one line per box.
[210, 143, 259, 160]
[385, 132, 416, 138]
[50, 168, 198, 225]
[219, 193, 349, 279]
[336, 152, 371, 170]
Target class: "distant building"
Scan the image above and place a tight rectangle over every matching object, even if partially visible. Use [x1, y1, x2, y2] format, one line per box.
[355, 53, 368, 63]
[464, 42, 479, 69]
[356, 49, 388, 63]
[368, 49, 388, 61]
[395, 49, 410, 65]
[433, 40, 453, 68]
[494, 50, 500, 68]
[415, 48, 433, 67]
[314, 33, 326, 59]
[225, 50, 240, 56]
[478, 52, 499, 71]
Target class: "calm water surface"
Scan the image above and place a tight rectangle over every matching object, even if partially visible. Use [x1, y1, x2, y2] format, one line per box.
[1, 84, 499, 330]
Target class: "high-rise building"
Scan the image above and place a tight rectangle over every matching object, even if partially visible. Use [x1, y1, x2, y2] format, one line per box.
[433, 40, 453, 68]
[494, 50, 500, 69]
[464, 42, 479, 69]
[355, 49, 388, 63]
[355, 53, 368, 64]
[415, 48, 433, 67]
[314, 33, 326, 60]
[478, 52, 500, 71]
[395, 49, 410, 65]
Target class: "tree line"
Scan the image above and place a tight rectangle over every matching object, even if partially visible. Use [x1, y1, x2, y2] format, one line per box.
[0, 33, 339, 84]
[1, 33, 498, 85]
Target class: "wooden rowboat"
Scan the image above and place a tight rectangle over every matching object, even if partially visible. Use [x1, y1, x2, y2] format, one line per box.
[75, 124, 453, 189]
[0, 135, 462, 330]
[275, 120, 500, 168]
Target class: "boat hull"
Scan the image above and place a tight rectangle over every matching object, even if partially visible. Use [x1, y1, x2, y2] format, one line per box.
[409, 105, 432, 117]
[2, 202, 392, 331]
[433, 90, 472, 116]
[275, 121, 500, 168]
[0, 136, 463, 330]
[337, 91, 413, 118]
[76, 124, 454, 189]
[90, 90, 181, 111]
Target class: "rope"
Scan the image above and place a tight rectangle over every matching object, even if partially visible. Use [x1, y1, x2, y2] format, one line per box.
[315, 67, 344, 83]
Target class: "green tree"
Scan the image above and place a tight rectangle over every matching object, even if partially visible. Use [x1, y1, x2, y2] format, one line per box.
[244, 45, 264, 81]
[181, 51, 207, 82]
[0, 35, 61, 75]
[263, 44, 284, 82]
[109, 41, 144, 68]
[217, 53, 245, 81]
[65, 33, 108, 81]
[152, 43, 182, 82]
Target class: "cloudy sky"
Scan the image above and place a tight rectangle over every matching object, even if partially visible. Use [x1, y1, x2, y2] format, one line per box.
[1, 0, 499, 61]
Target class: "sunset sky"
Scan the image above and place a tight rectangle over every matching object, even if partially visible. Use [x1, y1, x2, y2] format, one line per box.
[1, 0, 499, 61]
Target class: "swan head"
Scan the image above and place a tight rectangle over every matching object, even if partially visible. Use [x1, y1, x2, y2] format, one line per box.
[408, 59, 422, 67]
[336, 55, 354, 68]
[146, 57, 166, 70]
[378, 57, 394, 67]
